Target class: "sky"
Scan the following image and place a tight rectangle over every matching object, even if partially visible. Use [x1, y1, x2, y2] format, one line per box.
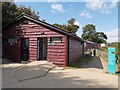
[15, 0, 119, 43]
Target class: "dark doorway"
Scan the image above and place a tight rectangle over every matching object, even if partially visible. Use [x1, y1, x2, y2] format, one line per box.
[20, 38, 29, 61]
[37, 37, 47, 60]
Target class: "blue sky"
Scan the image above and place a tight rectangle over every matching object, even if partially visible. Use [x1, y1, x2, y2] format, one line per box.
[15, 0, 118, 43]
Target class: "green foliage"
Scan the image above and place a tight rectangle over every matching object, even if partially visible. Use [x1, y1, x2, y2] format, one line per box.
[82, 24, 107, 43]
[53, 23, 67, 31]
[68, 18, 75, 25]
[53, 18, 79, 34]
[2, 2, 39, 26]
[16, 5, 39, 19]
[2, 2, 18, 26]
[112, 42, 120, 55]
[99, 46, 108, 52]
[99, 42, 120, 55]
[82, 24, 96, 41]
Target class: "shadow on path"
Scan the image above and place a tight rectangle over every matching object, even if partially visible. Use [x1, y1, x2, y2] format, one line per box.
[81, 56, 104, 69]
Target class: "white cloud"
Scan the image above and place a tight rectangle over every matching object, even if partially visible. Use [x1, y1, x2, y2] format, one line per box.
[74, 21, 80, 26]
[51, 4, 64, 13]
[105, 29, 118, 43]
[76, 29, 82, 38]
[86, 0, 118, 14]
[48, 0, 57, 2]
[80, 11, 92, 19]
[86, 0, 103, 10]
[111, 0, 118, 7]
[74, 22, 83, 37]
[74, 21, 82, 28]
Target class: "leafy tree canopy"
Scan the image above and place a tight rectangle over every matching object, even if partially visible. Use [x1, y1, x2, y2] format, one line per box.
[82, 24, 107, 43]
[2, 2, 79, 34]
[53, 18, 79, 34]
[111, 42, 120, 55]
[2, 2, 39, 26]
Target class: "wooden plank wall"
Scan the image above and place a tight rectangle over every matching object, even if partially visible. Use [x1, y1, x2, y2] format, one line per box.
[3, 18, 67, 66]
[68, 36, 83, 65]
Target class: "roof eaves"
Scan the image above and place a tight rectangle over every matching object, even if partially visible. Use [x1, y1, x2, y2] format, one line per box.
[2, 14, 24, 29]
[23, 15, 72, 36]
[3, 13, 83, 42]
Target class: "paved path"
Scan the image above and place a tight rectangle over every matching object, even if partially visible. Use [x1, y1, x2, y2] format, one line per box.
[81, 57, 104, 69]
[2, 60, 118, 88]
[2, 61, 55, 87]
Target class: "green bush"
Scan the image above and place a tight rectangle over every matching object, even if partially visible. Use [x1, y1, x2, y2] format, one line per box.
[99, 42, 120, 55]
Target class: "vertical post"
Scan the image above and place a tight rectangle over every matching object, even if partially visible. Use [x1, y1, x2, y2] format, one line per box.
[108, 47, 116, 74]
[0, 2, 2, 90]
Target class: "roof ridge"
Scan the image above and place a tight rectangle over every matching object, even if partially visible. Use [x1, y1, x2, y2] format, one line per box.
[3, 13, 83, 42]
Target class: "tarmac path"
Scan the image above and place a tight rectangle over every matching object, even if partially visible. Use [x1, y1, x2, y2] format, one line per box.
[2, 59, 118, 88]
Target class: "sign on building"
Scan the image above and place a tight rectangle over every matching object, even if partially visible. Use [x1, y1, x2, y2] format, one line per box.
[108, 47, 116, 74]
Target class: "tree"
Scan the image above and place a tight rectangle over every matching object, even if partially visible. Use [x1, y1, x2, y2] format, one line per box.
[16, 5, 39, 19]
[112, 42, 120, 55]
[68, 18, 75, 25]
[2, 2, 18, 26]
[2, 2, 39, 26]
[82, 24, 96, 41]
[82, 24, 107, 43]
[53, 18, 79, 34]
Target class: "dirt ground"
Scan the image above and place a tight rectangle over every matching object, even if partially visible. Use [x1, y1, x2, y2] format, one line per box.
[2, 58, 118, 88]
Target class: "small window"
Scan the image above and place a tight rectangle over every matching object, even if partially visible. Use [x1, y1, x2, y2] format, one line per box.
[22, 20, 29, 24]
[8, 37, 17, 44]
[50, 37, 62, 43]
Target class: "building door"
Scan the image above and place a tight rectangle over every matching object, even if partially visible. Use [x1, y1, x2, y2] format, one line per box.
[37, 37, 47, 60]
[20, 38, 29, 61]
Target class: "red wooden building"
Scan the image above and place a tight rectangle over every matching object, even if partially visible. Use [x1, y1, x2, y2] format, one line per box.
[84, 40, 98, 52]
[3, 13, 84, 67]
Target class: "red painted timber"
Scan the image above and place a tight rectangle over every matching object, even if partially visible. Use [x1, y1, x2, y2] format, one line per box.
[64, 36, 68, 66]
[47, 53, 65, 56]
[3, 18, 67, 66]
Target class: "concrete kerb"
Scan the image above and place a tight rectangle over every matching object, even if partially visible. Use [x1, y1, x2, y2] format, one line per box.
[99, 57, 108, 73]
